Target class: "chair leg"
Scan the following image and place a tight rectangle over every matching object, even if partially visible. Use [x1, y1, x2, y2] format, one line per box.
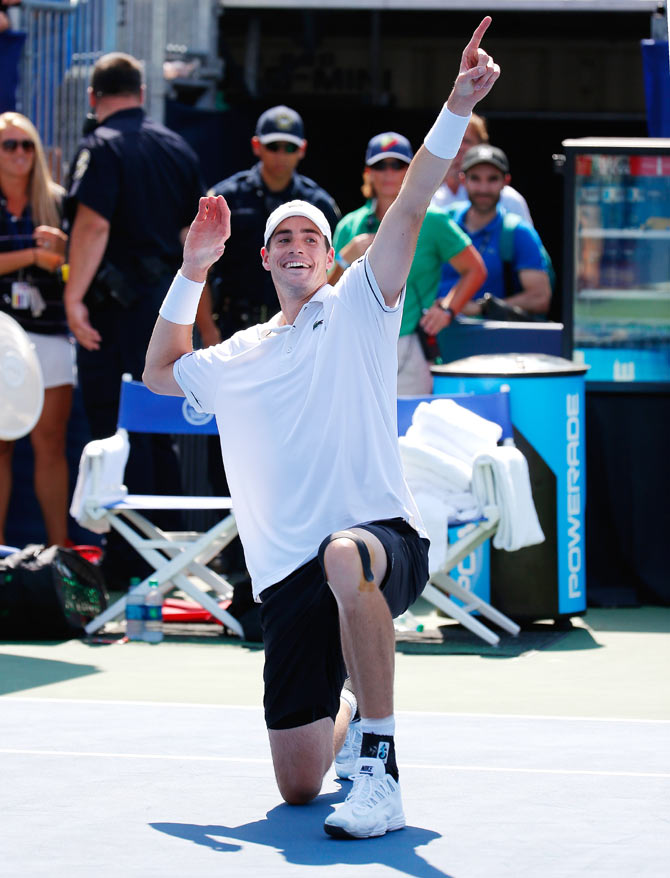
[422, 583, 500, 646]
[85, 511, 244, 636]
[431, 571, 520, 636]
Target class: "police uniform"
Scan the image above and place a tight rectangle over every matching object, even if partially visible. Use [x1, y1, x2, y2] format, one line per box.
[66, 107, 204, 585]
[208, 163, 340, 334]
[66, 106, 204, 439]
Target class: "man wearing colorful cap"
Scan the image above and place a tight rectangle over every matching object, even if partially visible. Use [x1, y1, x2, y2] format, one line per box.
[330, 131, 486, 394]
[439, 143, 552, 316]
[144, 18, 500, 840]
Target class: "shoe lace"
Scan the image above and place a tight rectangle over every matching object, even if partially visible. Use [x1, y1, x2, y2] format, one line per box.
[345, 771, 390, 807]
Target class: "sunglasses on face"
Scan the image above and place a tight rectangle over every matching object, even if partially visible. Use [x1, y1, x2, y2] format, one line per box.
[1, 139, 36, 154]
[368, 158, 407, 172]
[264, 141, 300, 154]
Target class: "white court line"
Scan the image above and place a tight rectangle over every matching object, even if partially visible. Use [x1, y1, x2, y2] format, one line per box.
[0, 748, 668, 779]
[2, 696, 668, 724]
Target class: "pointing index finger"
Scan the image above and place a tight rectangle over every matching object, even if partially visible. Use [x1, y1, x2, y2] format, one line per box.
[465, 15, 492, 56]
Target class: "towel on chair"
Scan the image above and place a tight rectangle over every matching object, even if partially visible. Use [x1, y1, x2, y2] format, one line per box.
[399, 436, 472, 491]
[408, 399, 502, 465]
[70, 430, 130, 534]
[472, 447, 545, 552]
[400, 434, 479, 574]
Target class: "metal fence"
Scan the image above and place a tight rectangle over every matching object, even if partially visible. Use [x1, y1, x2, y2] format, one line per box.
[16, 0, 219, 183]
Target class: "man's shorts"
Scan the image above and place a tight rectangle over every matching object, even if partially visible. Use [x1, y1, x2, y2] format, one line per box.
[259, 517, 429, 731]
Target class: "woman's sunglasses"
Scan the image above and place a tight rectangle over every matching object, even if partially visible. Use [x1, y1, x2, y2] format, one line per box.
[368, 158, 408, 172]
[263, 141, 300, 153]
[1, 139, 36, 154]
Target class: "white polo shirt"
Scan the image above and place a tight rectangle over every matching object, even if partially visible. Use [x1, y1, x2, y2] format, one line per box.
[174, 255, 424, 598]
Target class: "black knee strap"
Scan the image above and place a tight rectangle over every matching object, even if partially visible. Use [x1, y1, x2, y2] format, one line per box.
[318, 530, 374, 582]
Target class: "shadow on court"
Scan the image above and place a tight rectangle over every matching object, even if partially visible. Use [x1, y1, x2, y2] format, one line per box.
[152, 788, 451, 878]
[394, 620, 602, 658]
[0, 652, 100, 695]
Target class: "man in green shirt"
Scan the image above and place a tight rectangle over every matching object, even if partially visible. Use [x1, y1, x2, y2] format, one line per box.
[329, 132, 486, 393]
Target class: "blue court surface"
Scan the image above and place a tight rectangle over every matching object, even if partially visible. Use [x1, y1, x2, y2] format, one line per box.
[2, 606, 670, 877]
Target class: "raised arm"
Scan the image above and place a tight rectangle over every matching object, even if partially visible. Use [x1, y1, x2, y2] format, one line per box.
[368, 16, 500, 306]
[143, 195, 230, 395]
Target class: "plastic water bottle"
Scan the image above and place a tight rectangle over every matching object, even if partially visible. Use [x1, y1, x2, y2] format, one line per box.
[394, 610, 424, 633]
[143, 579, 163, 643]
[125, 577, 145, 641]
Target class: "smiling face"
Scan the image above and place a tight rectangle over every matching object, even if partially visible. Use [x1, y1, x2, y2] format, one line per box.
[0, 123, 36, 185]
[261, 215, 334, 301]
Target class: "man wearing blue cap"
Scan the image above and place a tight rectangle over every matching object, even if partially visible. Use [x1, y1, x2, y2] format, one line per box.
[330, 131, 486, 393]
[144, 18, 500, 840]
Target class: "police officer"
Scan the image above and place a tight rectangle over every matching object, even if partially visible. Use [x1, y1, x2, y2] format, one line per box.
[64, 52, 205, 587]
[200, 105, 340, 343]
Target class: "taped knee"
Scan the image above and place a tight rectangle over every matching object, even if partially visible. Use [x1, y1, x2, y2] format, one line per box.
[318, 530, 374, 583]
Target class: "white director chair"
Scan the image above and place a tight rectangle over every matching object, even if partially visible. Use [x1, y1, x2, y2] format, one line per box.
[71, 375, 244, 637]
[397, 391, 521, 647]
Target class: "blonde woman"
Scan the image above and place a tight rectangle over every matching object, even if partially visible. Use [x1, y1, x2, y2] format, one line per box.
[0, 112, 73, 546]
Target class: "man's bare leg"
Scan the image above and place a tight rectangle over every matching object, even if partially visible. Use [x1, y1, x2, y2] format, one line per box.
[321, 528, 394, 720]
[268, 716, 334, 805]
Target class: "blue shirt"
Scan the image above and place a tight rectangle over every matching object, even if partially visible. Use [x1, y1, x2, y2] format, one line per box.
[439, 203, 546, 300]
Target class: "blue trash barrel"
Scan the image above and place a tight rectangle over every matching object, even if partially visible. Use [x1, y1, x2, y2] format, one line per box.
[432, 353, 588, 622]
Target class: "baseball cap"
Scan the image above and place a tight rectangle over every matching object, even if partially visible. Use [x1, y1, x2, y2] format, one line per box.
[461, 144, 510, 174]
[365, 132, 413, 166]
[264, 200, 332, 247]
[255, 105, 305, 147]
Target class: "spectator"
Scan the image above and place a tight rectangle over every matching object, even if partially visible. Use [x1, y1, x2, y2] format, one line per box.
[201, 105, 340, 345]
[0, 111, 72, 545]
[439, 144, 551, 317]
[329, 132, 486, 394]
[63, 52, 205, 586]
[431, 112, 533, 225]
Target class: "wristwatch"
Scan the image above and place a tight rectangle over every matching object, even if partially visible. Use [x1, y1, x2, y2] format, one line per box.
[443, 306, 456, 320]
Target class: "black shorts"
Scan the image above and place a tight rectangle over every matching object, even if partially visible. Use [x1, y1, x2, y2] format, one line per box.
[259, 517, 429, 731]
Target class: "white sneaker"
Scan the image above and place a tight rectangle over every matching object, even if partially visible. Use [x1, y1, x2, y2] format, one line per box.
[334, 720, 363, 779]
[324, 757, 405, 839]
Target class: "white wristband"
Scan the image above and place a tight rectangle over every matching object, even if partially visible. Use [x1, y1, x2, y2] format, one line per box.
[159, 271, 204, 325]
[424, 106, 471, 160]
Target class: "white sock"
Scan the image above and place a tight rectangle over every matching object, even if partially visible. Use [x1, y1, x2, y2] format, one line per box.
[340, 688, 358, 722]
[360, 715, 395, 737]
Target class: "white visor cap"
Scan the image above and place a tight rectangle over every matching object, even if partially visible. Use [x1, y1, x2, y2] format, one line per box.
[263, 200, 332, 248]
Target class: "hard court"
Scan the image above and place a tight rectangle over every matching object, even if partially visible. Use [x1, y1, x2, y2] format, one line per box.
[1, 604, 669, 878]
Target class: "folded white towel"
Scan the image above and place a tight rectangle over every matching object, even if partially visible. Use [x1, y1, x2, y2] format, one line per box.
[405, 422, 474, 465]
[70, 430, 130, 534]
[472, 447, 545, 552]
[399, 436, 472, 491]
[410, 399, 502, 464]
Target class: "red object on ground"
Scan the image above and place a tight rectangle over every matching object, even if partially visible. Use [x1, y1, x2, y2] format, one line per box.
[162, 597, 232, 624]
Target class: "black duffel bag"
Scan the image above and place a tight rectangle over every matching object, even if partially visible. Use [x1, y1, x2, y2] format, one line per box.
[0, 544, 109, 640]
